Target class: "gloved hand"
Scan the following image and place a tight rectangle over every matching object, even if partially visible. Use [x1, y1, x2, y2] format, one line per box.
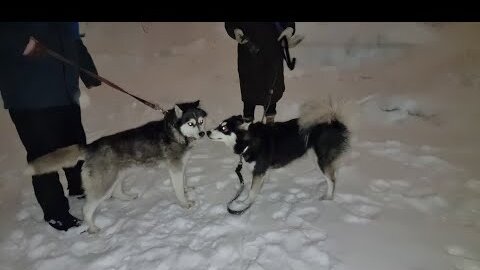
[277, 27, 304, 48]
[234, 28, 248, 44]
[277, 27, 294, 42]
[23, 36, 46, 57]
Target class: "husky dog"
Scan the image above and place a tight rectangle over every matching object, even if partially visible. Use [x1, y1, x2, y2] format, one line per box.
[26, 100, 207, 233]
[207, 99, 351, 213]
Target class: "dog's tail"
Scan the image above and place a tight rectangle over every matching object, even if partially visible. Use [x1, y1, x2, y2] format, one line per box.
[24, 145, 86, 176]
[298, 96, 359, 132]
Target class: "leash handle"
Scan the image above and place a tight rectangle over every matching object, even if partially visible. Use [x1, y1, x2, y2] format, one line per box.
[30, 37, 166, 114]
[280, 36, 296, 70]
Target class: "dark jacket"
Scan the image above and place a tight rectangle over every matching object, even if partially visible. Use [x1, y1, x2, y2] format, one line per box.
[0, 22, 100, 110]
[225, 22, 295, 105]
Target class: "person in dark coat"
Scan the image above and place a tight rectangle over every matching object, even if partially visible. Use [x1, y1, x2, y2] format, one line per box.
[0, 22, 101, 231]
[225, 22, 295, 124]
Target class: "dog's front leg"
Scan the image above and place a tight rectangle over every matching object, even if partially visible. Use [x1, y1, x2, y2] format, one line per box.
[228, 172, 266, 212]
[236, 161, 255, 202]
[246, 159, 269, 204]
[229, 161, 268, 212]
[247, 172, 266, 202]
[168, 154, 195, 209]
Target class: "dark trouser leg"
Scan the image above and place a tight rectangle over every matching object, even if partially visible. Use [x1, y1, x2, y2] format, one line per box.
[9, 105, 85, 230]
[264, 102, 277, 124]
[265, 102, 277, 116]
[61, 105, 87, 196]
[243, 102, 256, 123]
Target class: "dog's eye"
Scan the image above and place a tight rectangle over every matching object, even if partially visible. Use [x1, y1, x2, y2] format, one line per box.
[188, 122, 194, 127]
[198, 119, 204, 125]
[222, 126, 228, 132]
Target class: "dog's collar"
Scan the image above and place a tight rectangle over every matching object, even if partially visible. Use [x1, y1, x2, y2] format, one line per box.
[236, 146, 249, 166]
[168, 123, 188, 145]
[303, 133, 310, 148]
[164, 111, 189, 145]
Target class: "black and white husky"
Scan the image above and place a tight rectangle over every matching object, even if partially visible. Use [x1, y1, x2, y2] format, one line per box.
[207, 99, 352, 213]
[25, 100, 207, 233]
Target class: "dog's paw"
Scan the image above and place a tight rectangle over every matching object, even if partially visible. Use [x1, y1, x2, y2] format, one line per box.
[127, 193, 139, 200]
[187, 200, 196, 208]
[181, 200, 196, 209]
[87, 225, 100, 234]
[114, 192, 138, 201]
[236, 190, 249, 202]
[228, 199, 252, 212]
[320, 193, 334, 201]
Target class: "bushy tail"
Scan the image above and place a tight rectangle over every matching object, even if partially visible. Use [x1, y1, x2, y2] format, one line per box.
[298, 96, 359, 132]
[24, 145, 85, 176]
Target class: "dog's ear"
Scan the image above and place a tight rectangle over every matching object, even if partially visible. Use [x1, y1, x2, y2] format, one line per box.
[174, 105, 183, 119]
[176, 100, 199, 111]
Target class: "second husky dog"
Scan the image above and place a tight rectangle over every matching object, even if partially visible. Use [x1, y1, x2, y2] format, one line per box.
[207, 99, 351, 213]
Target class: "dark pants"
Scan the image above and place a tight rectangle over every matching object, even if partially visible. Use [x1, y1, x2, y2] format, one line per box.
[9, 105, 86, 220]
[243, 102, 277, 120]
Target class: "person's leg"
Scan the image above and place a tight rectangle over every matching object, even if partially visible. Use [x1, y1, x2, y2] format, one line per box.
[264, 102, 277, 124]
[243, 102, 256, 123]
[60, 105, 87, 198]
[9, 107, 81, 231]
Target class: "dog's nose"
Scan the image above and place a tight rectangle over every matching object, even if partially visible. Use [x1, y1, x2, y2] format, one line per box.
[199, 131, 205, 137]
[207, 130, 211, 136]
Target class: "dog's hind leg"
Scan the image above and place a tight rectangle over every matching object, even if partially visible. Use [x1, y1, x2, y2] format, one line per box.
[307, 149, 322, 173]
[113, 179, 138, 201]
[83, 197, 102, 234]
[313, 144, 340, 201]
[325, 163, 337, 199]
[81, 168, 101, 233]
[318, 174, 334, 200]
[314, 154, 335, 201]
[316, 157, 341, 201]
[316, 160, 335, 201]
[81, 166, 118, 234]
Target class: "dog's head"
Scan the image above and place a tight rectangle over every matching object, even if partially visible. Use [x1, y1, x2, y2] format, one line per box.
[207, 115, 249, 147]
[169, 100, 208, 139]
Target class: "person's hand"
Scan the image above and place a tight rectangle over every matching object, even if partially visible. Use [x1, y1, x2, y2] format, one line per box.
[285, 34, 305, 48]
[23, 37, 46, 57]
[234, 29, 248, 44]
[278, 28, 304, 48]
[277, 27, 294, 42]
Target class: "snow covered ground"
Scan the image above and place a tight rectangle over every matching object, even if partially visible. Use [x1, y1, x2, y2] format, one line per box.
[0, 22, 479, 270]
